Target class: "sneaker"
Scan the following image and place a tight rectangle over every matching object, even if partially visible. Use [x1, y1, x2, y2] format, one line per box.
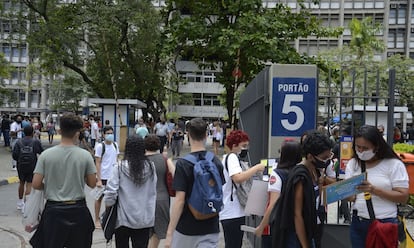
[12, 165, 17, 171]
[17, 201, 24, 210]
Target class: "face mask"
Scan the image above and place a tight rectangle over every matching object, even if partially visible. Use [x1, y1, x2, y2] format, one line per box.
[239, 149, 248, 159]
[356, 150, 375, 161]
[105, 134, 114, 142]
[312, 156, 331, 169]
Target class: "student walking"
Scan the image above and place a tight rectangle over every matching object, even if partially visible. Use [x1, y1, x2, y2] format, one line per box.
[30, 113, 97, 248]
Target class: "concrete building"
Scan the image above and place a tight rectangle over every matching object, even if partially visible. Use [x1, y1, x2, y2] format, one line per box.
[1, 0, 414, 120]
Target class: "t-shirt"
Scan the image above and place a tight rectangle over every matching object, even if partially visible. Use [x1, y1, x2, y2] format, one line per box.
[90, 121, 99, 140]
[345, 158, 409, 219]
[136, 126, 149, 138]
[173, 151, 225, 235]
[147, 153, 169, 201]
[154, 123, 168, 136]
[34, 145, 96, 201]
[10, 122, 22, 138]
[95, 142, 120, 180]
[268, 171, 283, 193]
[220, 153, 244, 220]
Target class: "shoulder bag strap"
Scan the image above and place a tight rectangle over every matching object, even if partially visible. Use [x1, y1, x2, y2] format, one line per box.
[361, 160, 376, 220]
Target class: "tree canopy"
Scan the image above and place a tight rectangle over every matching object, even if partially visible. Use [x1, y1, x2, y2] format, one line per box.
[163, 0, 342, 126]
[21, 0, 168, 120]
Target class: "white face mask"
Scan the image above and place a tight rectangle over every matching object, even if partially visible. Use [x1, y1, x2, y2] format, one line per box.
[356, 149, 376, 161]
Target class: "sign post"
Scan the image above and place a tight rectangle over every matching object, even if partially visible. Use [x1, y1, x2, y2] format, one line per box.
[268, 64, 318, 158]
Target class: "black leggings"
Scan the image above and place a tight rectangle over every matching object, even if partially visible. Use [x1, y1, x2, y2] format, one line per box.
[115, 226, 150, 248]
[221, 217, 245, 248]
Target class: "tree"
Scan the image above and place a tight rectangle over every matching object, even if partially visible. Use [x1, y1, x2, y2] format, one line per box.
[163, 0, 342, 127]
[48, 70, 93, 113]
[318, 17, 386, 110]
[20, 0, 168, 120]
[0, 52, 13, 106]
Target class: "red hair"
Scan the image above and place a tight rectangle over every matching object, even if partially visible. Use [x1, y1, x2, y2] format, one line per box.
[226, 130, 249, 149]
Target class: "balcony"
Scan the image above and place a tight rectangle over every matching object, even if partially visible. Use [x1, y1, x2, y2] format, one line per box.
[175, 105, 227, 118]
[178, 82, 224, 94]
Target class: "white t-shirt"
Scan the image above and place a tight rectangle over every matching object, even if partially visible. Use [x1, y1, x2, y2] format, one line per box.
[95, 142, 120, 180]
[154, 123, 168, 136]
[91, 121, 99, 140]
[219, 153, 245, 220]
[325, 161, 336, 179]
[268, 171, 283, 193]
[345, 158, 409, 219]
[10, 122, 22, 138]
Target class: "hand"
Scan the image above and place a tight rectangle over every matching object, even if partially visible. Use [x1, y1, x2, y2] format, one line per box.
[164, 234, 172, 248]
[96, 180, 103, 188]
[255, 163, 266, 172]
[255, 225, 264, 237]
[357, 180, 375, 194]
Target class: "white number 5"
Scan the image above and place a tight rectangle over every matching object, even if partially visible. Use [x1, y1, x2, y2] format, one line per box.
[281, 94, 304, 131]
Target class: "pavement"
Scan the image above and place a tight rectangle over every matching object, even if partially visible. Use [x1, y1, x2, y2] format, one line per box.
[1, 134, 414, 247]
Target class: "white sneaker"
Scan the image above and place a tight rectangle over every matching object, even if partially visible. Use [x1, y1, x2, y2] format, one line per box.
[17, 201, 24, 210]
[12, 166, 17, 171]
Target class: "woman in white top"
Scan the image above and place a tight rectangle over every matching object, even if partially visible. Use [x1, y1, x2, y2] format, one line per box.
[104, 135, 157, 248]
[345, 125, 409, 248]
[212, 121, 222, 155]
[255, 141, 303, 247]
[220, 130, 265, 248]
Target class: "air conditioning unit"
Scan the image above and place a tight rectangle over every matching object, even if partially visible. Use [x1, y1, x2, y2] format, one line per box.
[411, 28, 414, 33]
[387, 52, 395, 57]
[390, 3, 397, 9]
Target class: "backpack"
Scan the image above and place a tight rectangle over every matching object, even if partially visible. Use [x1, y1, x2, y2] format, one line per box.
[101, 142, 118, 157]
[182, 151, 223, 220]
[17, 139, 36, 173]
[224, 153, 253, 208]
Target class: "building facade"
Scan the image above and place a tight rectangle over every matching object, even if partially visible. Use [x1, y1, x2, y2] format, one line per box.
[1, 0, 413, 120]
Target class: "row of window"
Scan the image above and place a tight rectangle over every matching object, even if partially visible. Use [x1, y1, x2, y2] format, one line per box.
[180, 72, 220, 84]
[180, 93, 220, 106]
[262, 1, 385, 9]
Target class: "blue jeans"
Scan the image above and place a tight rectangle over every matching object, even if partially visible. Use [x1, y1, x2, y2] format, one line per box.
[285, 231, 316, 248]
[350, 215, 398, 248]
[2, 129, 10, 146]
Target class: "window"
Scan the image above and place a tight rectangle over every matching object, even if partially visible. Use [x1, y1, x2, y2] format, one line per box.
[2, 43, 11, 57]
[193, 93, 202, 106]
[388, 30, 396, 48]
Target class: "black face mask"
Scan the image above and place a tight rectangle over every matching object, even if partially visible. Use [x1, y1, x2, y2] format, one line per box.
[312, 156, 330, 169]
[239, 149, 248, 159]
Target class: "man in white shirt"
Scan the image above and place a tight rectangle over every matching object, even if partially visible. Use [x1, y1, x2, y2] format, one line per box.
[89, 115, 100, 149]
[94, 126, 119, 228]
[10, 114, 23, 170]
[154, 118, 169, 153]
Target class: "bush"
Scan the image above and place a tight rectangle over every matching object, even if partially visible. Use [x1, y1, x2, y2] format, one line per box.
[393, 143, 414, 154]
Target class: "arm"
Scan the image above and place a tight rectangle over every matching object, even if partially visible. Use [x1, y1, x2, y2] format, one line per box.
[165, 191, 185, 248]
[255, 191, 280, 236]
[167, 158, 176, 177]
[86, 173, 96, 188]
[294, 182, 309, 248]
[231, 163, 265, 184]
[358, 181, 409, 204]
[12, 141, 20, 161]
[95, 157, 102, 187]
[32, 173, 44, 190]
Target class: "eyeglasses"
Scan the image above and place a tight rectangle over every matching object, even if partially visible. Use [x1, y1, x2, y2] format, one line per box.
[315, 151, 334, 162]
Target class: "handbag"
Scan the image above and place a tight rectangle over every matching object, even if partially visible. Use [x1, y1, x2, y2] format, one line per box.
[22, 189, 45, 233]
[100, 164, 121, 243]
[361, 161, 399, 248]
[164, 156, 176, 197]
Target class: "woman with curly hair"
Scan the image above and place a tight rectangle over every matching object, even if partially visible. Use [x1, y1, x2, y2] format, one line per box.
[104, 135, 157, 248]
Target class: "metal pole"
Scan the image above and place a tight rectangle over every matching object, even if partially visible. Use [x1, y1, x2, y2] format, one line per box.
[387, 69, 396, 146]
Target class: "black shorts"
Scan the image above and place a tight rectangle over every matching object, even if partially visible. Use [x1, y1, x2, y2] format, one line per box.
[212, 138, 220, 143]
[18, 171, 33, 183]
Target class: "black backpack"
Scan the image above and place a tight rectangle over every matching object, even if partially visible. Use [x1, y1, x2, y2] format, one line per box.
[17, 139, 37, 173]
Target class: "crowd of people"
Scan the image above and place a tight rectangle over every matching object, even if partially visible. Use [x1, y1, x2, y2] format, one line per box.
[0, 111, 411, 248]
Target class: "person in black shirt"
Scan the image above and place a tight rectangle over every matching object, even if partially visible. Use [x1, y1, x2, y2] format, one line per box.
[165, 118, 225, 248]
[1, 114, 11, 147]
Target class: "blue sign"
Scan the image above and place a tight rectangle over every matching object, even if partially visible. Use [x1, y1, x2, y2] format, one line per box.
[271, 77, 317, 136]
[324, 173, 366, 205]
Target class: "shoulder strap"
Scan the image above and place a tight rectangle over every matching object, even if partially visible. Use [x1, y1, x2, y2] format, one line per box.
[101, 142, 106, 157]
[361, 160, 376, 219]
[224, 153, 239, 202]
[182, 151, 214, 164]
